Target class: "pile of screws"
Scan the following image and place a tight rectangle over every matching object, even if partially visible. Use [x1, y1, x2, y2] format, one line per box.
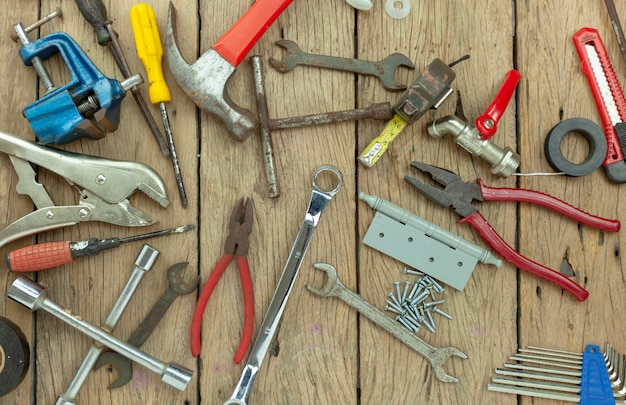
[384, 268, 453, 334]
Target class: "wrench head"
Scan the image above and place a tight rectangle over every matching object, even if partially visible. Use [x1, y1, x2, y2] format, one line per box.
[166, 3, 258, 142]
[377, 53, 415, 91]
[167, 262, 200, 295]
[430, 346, 468, 383]
[268, 39, 302, 72]
[306, 263, 339, 297]
[93, 350, 133, 389]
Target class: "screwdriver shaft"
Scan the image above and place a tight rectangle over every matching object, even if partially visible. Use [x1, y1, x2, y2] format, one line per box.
[160, 102, 188, 207]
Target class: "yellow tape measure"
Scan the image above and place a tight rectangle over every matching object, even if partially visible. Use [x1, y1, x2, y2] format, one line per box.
[358, 114, 408, 167]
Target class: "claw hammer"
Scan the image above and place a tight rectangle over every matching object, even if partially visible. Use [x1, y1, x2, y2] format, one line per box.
[166, 0, 294, 141]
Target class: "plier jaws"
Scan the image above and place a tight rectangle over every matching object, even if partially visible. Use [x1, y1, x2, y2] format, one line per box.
[190, 198, 255, 364]
[405, 161, 621, 302]
[405, 162, 482, 217]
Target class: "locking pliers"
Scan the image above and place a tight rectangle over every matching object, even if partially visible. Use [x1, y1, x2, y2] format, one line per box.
[0, 130, 169, 248]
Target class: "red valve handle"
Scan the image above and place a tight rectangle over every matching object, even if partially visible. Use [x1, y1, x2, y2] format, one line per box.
[214, 0, 294, 66]
[460, 212, 589, 302]
[475, 69, 521, 140]
[573, 27, 626, 165]
[477, 180, 621, 232]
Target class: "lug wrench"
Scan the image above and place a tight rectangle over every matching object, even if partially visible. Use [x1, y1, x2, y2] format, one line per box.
[8, 278, 193, 392]
[269, 39, 415, 91]
[224, 166, 343, 405]
[55, 244, 159, 404]
[308, 263, 467, 383]
[94, 262, 199, 389]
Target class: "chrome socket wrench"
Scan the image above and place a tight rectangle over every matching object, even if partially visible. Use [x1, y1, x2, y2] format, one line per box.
[8, 276, 192, 392]
[56, 244, 159, 404]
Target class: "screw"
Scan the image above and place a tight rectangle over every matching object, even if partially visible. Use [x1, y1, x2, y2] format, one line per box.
[400, 280, 411, 304]
[433, 307, 453, 320]
[385, 300, 404, 315]
[396, 315, 418, 333]
[403, 267, 423, 276]
[95, 174, 107, 185]
[425, 307, 436, 331]
[394, 281, 402, 302]
[409, 290, 430, 307]
[387, 292, 402, 308]
[407, 282, 421, 302]
[423, 299, 445, 308]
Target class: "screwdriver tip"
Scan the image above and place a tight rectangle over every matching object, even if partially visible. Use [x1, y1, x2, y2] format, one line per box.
[174, 224, 196, 233]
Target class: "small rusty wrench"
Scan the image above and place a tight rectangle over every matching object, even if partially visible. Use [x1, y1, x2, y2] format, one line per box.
[224, 165, 343, 405]
[308, 263, 467, 383]
[269, 39, 415, 91]
[94, 262, 199, 389]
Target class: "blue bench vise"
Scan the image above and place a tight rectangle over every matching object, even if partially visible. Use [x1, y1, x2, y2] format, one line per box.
[18, 30, 142, 144]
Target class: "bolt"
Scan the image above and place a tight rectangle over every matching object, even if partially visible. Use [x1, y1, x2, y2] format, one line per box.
[385, 300, 404, 315]
[407, 282, 421, 302]
[433, 307, 453, 320]
[423, 299, 445, 308]
[396, 315, 417, 333]
[387, 292, 402, 308]
[403, 267, 423, 276]
[422, 317, 436, 333]
[430, 278, 445, 293]
[425, 307, 436, 331]
[400, 280, 411, 304]
[409, 290, 430, 307]
[394, 281, 402, 302]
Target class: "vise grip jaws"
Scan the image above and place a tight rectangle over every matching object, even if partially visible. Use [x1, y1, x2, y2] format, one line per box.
[16, 23, 141, 145]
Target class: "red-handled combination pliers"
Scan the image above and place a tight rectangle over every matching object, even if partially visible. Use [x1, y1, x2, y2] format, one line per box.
[190, 198, 254, 363]
[405, 162, 621, 302]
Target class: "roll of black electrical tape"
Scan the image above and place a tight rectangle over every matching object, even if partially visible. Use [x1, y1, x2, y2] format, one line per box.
[544, 118, 607, 177]
[0, 317, 30, 397]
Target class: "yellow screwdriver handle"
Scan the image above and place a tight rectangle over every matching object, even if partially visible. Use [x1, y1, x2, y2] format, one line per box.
[130, 3, 171, 104]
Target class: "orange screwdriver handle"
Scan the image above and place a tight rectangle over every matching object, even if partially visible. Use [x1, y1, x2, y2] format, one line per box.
[8, 242, 73, 272]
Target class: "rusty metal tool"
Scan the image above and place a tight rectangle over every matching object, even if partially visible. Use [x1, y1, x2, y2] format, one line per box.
[131, 3, 188, 208]
[405, 161, 621, 302]
[8, 276, 193, 392]
[269, 102, 393, 130]
[269, 39, 415, 91]
[488, 344, 626, 404]
[94, 262, 199, 389]
[252, 55, 280, 198]
[358, 58, 456, 167]
[55, 244, 159, 405]
[224, 166, 342, 405]
[7, 224, 194, 272]
[190, 198, 254, 363]
[573, 27, 626, 183]
[74, 0, 170, 156]
[307, 262, 467, 383]
[167, 0, 294, 142]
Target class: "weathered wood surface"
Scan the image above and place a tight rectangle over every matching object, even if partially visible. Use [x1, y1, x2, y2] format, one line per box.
[0, 1, 625, 404]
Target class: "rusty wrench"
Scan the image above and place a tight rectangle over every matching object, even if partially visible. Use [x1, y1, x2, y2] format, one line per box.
[269, 39, 415, 91]
[307, 263, 467, 383]
[94, 262, 199, 389]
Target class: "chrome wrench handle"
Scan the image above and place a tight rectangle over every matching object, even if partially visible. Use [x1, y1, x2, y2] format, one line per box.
[224, 165, 343, 405]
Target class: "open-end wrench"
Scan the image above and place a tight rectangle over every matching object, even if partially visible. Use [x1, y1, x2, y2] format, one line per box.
[307, 262, 467, 383]
[94, 262, 199, 389]
[224, 165, 343, 405]
[269, 39, 415, 91]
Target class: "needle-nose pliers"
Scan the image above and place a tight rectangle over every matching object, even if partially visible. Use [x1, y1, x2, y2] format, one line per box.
[190, 198, 254, 363]
[405, 161, 621, 302]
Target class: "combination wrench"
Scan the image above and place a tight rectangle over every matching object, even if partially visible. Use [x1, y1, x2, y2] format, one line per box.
[269, 39, 415, 91]
[308, 263, 467, 383]
[94, 262, 199, 389]
[224, 165, 343, 405]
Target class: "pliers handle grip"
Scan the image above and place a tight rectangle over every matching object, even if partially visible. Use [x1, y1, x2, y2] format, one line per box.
[190, 253, 254, 363]
[477, 180, 621, 232]
[461, 212, 590, 302]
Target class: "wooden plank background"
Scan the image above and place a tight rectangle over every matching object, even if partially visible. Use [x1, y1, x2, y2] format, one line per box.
[1, 0, 625, 404]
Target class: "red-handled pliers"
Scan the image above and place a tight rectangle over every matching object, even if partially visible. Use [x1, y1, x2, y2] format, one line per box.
[190, 198, 254, 363]
[405, 162, 621, 302]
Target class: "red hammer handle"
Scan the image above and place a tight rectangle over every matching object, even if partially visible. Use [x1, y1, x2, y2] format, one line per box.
[214, 0, 294, 66]
[8, 242, 74, 272]
[460, 212, 589, 302]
